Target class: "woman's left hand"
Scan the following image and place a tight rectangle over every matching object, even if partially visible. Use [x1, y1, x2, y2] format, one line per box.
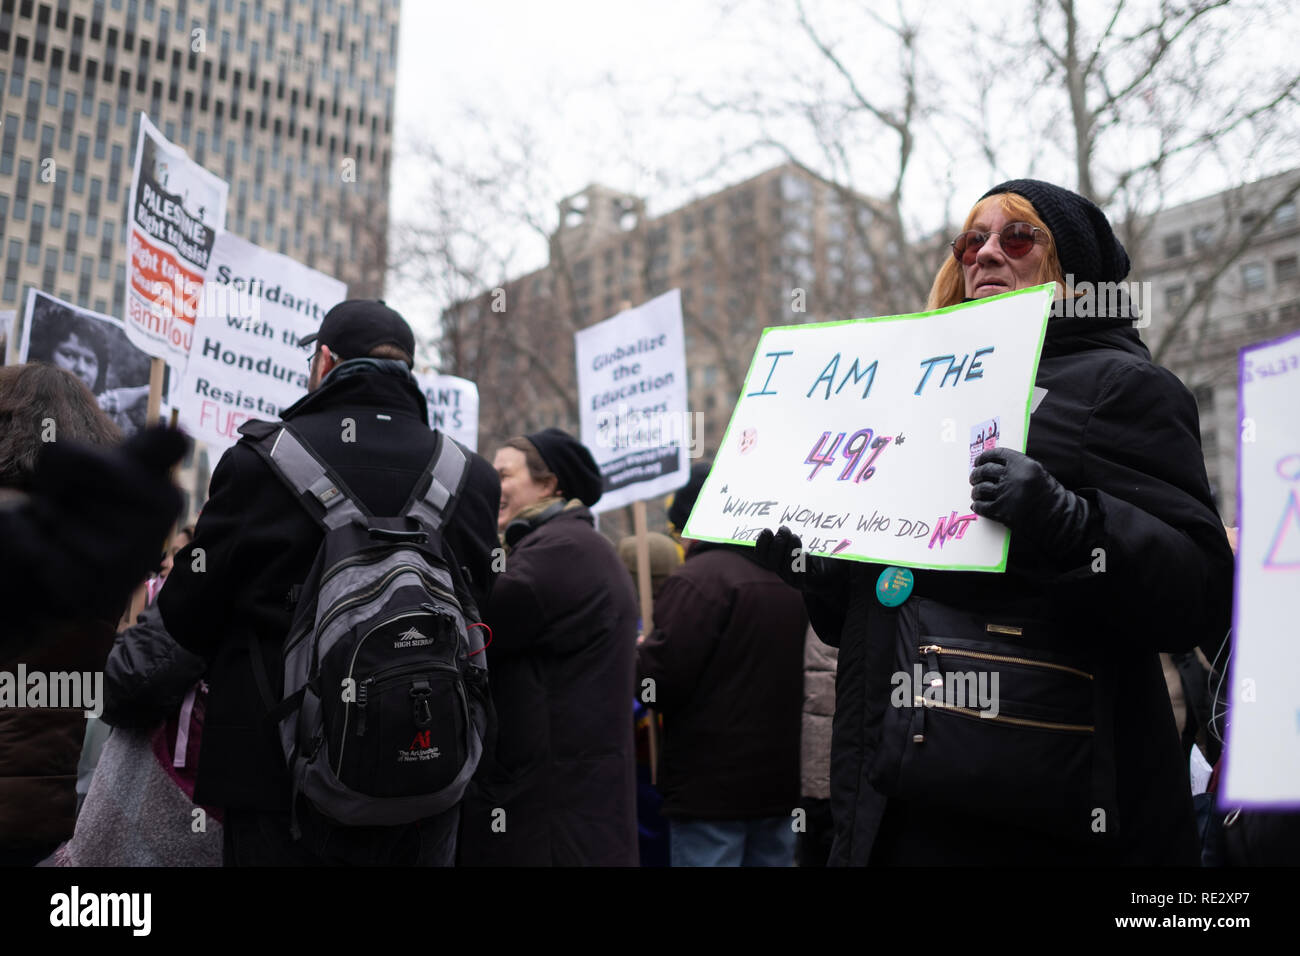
[969, 447, 1094, 561]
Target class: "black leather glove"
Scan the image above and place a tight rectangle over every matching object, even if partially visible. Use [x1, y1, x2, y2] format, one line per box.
[29, 426, 188, 618]
[755, 525, 836, 590]
[969, 447, 1095, 563]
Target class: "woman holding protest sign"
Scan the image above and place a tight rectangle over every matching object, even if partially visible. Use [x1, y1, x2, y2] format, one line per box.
[757, 180, 1233, 865]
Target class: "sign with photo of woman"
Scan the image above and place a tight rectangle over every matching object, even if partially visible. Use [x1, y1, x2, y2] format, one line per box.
[18, 289, 167, 438]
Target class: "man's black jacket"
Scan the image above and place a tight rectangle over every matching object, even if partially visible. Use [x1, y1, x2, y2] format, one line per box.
[636, 542, 808, 820]
[158, 361, 501, 811]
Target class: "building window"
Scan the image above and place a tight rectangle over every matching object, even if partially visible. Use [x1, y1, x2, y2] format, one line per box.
[24, 80, 43, 141]
[99, 224, 114, 279]
[27, 205, 45, 264]
[1163, 233, 1184, 259]
[14, 160, 32, 221]
[59, 92, 75, 150]
[79, 255, 94, 301]
[1241, 262, 1267, 293]
[1191, 224, 1214, 250]
[0, 112, 19, 176]
[1275, 201, 1298, 230]
[1165, 284, 1186, 311]
[1280, 300, 1300, 324]
[4, 240, 23, 303]
[1277, 255, 1299, 283]
[74, 134, 89, 193]
[51, 173, 66, 228]
[43, 245, 58, 291]
[1201, 429, 1218, 458]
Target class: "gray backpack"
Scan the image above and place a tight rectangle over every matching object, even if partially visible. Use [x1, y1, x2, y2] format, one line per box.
[239, 419, 488, 835]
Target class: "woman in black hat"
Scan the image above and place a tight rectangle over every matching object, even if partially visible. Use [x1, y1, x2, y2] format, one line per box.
[759, 180, 1233, 865]
[458, 428, 640, 866]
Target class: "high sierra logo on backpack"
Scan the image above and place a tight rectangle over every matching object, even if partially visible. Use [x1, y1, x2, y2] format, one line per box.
[239, 419, 488, 833]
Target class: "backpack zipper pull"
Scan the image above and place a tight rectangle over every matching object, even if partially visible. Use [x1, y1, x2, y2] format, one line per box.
[355, 678, 371, 736]
[411, 680, 433, 728]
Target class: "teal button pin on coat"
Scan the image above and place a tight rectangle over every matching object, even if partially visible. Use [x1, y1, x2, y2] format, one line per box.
[875, 566, 914, 607]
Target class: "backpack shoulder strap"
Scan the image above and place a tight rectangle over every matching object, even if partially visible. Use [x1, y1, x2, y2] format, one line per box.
[402, 432, 471, 535]
[237, 419, 367, 530]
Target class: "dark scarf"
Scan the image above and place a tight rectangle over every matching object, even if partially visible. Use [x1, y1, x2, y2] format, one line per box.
[279, 357, 426, 422]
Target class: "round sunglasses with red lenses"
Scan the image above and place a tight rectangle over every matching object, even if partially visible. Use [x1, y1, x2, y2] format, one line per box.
[950, 222, 1047, 265]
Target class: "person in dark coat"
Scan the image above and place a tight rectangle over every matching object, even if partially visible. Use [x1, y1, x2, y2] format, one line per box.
[0, 366, 184, 631]
[159, 301, 501, 866]
[0, 365, 184, 865]
[758, 180, 1233, 865]
[458, 428, 639, 866]
[637, 463, 808, 866]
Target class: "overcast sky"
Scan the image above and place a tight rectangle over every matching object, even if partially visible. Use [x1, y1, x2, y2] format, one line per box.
[387, 0, 1299, 350]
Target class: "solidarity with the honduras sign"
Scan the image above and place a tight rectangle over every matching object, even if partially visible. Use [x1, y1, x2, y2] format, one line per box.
[174, 231, 345, 454]
[683, 285, 1054, 572]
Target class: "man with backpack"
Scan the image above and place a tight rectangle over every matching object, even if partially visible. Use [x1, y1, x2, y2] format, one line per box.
[159, 300, 501, 866]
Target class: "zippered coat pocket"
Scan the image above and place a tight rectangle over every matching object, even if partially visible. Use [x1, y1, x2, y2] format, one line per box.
[868, 597, 1116, 842]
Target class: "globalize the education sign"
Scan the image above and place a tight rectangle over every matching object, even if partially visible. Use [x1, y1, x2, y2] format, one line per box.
[576, 289, 691, 513]
[682, 285, 1054, 572]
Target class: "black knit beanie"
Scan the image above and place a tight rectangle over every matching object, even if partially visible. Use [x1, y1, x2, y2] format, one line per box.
[980, 179, 1130, 286]
[667, 461, 711, 531]
[525, 427, 603, 507]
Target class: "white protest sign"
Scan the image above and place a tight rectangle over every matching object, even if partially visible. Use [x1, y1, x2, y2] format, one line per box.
[125, 113, 229, 364]
[575, 289, 692, 513]
[415, 371, 480, 452]
[1223, 328, 1300, 806]
[173, 231, 344, 454]
[682, 285, 1054, 572]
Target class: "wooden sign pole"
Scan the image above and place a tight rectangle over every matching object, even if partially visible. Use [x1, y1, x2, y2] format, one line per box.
[146, 357, 166, 425]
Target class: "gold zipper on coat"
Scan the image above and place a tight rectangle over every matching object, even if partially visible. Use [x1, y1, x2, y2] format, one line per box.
[918, 643, 1093, 681]
[911, 696, 1094, 733]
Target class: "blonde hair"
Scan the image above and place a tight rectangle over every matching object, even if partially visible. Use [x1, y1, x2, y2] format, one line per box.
[925, 193, 1067, 310]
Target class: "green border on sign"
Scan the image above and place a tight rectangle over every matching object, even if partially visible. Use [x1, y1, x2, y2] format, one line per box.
[682, 283, 1056, 573]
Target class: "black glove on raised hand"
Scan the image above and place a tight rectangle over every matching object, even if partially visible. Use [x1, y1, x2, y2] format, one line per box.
[969, 447, 1095, 564]
[755, 525, 827, 590]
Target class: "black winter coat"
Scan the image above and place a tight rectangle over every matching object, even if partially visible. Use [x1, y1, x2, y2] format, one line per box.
[637, 542, 808, 820]
[458, 505, 640, 866]
[0, 614, 115, 853]
[102, 600, 207, 729]
[806, 312, 1233, 865]
[158, 363, 501, 811]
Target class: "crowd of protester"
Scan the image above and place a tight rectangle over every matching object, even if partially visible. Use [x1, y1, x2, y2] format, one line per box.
[0, 180, 1292, 867]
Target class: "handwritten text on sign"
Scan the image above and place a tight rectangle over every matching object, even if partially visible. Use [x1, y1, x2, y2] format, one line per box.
[682, 285, 1054, 572]
[1224, 328, 1300, 806]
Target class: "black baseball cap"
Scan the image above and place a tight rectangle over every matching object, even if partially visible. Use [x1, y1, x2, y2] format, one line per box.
[299, 299, 416, 361]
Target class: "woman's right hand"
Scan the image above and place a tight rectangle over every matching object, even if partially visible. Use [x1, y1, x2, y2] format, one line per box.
[755, 525, 824, 590]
